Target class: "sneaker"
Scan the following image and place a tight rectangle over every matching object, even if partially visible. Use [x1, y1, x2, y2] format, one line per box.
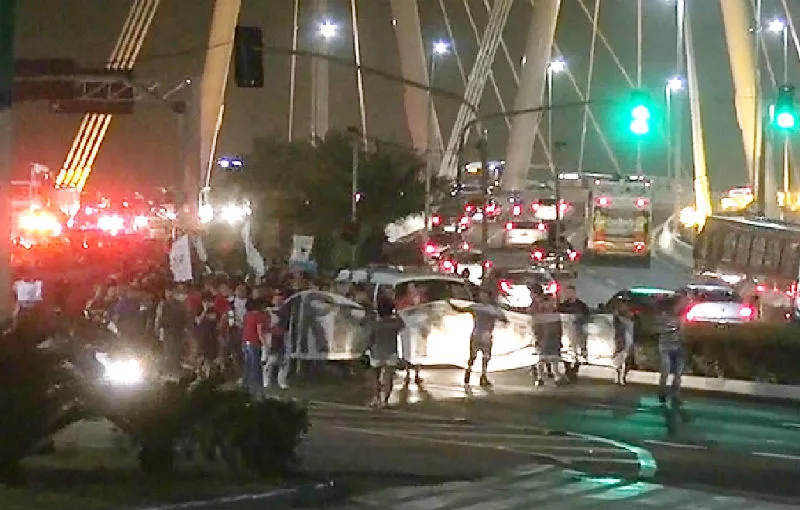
[479, 375, 492, 387]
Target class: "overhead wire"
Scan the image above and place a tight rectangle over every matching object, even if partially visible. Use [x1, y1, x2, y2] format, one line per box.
[577, 0, 601, 173]
[350, 0, 368, 147]
[575, 0, 635, 87]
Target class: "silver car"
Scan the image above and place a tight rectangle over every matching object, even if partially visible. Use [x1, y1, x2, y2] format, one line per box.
[682, 283, 756, 324]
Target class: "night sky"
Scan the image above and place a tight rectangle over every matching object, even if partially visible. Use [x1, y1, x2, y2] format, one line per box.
[11, 0, 800, 192]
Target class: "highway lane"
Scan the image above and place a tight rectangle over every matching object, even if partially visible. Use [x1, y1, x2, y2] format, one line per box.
[290, 369, 800, 503]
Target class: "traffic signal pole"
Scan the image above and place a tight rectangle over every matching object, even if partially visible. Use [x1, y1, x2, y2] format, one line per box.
[0, 0, 15, 317]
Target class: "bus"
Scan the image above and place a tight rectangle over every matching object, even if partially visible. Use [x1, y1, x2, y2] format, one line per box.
[693, 215, 800, 321]
[584, 180, 652, 266]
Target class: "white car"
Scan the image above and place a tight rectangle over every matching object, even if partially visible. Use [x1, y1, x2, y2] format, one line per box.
[502, 220, 548, 248]
[496, 268, 559, 311]
[682, 283, 756, 324]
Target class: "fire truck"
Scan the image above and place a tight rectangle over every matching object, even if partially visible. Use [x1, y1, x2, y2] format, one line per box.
[584, 179, 653, 266]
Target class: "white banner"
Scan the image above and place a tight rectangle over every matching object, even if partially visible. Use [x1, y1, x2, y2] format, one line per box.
[169, 234, 193, 282]
[291, 235, 314, 262]
[284, 294, 630, 371]
[242, 219, 266, 277]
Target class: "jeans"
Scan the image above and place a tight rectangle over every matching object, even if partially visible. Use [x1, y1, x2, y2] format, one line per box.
[659, 346, 684, 398]
[242, 342, 263, 391]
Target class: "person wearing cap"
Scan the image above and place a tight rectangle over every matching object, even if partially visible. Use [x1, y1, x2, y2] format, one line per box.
[450, 287, 507, 387]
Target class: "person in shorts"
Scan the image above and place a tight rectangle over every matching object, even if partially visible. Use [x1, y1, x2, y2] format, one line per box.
[365, 295, 405, 408]
[450, 288, 508, 387]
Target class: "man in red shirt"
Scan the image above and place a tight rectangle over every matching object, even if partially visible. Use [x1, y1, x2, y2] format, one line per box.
[242, 298, 268, 392]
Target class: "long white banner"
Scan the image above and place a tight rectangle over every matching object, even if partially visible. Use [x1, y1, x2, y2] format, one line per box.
[284, 291, 629, 371]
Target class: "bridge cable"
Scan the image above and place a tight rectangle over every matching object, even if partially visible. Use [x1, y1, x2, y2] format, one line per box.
[577, 0, 602, 174]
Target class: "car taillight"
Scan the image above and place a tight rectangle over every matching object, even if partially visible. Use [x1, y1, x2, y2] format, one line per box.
[559, 202, 569, 212]
[546, 282, 559, 294]
[533, 249, 544, 260]
[459, 215, 470, 226]
[461, 241, 471, 250]
[596, 196, 610, 207]
[505, 222, 514, 230]
[512, 204, 522, 216]
[499, 280, 511, 293]
[483, 260, 493, 269]
[537, 223, 547, 231]
[432, 215, 441, 226]
[486, 203, 497, 213]
[568, 250, 578, 261]
[424, 243, 436, 254]
[755, 283, 766, 293]
[739, 306, 755, 319]
[531, 202, 540, 211]
[685, 305, 699, 321]
[633, 241, 646, 252]
[635, 197, 650, 208]
[441, 259, 455, 271]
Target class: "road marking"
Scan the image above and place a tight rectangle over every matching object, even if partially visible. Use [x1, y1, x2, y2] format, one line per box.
[783, 422, 800, 429]
[644, 439, 708, 451]
[752, 451, 800, 462]
[312, 400, 658, 479]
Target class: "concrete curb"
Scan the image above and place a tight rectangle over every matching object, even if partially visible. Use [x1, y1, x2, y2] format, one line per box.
[134, 481, 345, 510]
[579, 365, 800, 402]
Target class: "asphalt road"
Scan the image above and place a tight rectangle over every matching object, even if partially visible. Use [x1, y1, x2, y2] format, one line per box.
[294, 368, 800, 504]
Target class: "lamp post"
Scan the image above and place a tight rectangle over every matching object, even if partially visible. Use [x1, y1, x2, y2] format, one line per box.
[424, 39, 450, 242]
[311, 19, 337, 142]
[768, 18, 791, 194]
[666, 76, 684, 204]
[547, 57, 566, 247]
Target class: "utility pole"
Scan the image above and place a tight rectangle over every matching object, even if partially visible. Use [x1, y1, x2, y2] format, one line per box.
[348, 127, 359, 266]
[479, 130, 489, 279]
[0, 0, 15, 317]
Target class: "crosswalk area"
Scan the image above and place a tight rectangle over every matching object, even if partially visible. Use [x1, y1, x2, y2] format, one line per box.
[346, 464, 798, 510]
[308, 401, 649, 479]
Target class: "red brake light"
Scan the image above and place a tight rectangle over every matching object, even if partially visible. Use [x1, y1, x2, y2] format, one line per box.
[596, 196, 610, 207]
[531, 202, 541, 211]
[465, 204, 475, 212]
[432, 215, 441, 226]
[483, 260, 493, 269]
[533, 249, 544, 260]
[424, 243, 436, 254]
[486, 203, 497, 213]
[459, 215, 470, 226]
[685, 304, 698, 321]
[442, 259, 454, 271]
[461, 241, 471, 250]
[633, 241, 646, 252]
[512, 204, 522, 216]
[755, 284, 766, 293]
[635, 197, 650, 208]
[546, 281, 559, 294]
[739, 306, 754, 319]
[568, 250, 578, 261]
[505, 222, 514, 230]
[537, 223, 547, 231]
[499, 280, 511, 293]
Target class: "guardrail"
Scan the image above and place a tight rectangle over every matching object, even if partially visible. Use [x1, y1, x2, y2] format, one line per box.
[656, 214, 693, 267]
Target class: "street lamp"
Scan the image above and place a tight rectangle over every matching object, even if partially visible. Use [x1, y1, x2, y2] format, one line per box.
[666, 77, 684, 197]
[767, 18, 791, 193]
[319, 20, 337, 39]
[424, 39, 450, 239]
[547, 57, 566, 247]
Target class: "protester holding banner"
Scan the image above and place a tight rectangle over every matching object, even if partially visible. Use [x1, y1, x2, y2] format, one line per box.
[450, 288, 508, 387]
[364, 295, 405, 408]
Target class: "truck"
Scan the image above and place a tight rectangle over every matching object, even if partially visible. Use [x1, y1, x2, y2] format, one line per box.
[584, 180, 653, 266]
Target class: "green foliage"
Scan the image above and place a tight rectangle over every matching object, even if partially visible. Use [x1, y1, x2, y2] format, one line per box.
[96, 372, 225, 473]
[197, 393, 309, 476]
[228, 131, 430, 266]
[0, 315, 87, 481]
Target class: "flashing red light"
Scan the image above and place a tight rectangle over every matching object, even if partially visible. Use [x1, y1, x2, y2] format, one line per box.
[531, 202, 541, 211]
[755, 284, 766, 293]
[499, 280, 511, 293]
[739, 306, 755, 319]
[596, 196, 610, 207]
[568, 250, 579, 261]
[424, 243, 436, 255]
[505, 221, 514, 230]
[537, 223, 547, 231]
[546, 281, 559, 295]
[512, 204, 522, 216]
[431, 214, 441, 226]
[532, 249, 545, 261]
[635, 197, 650, 208]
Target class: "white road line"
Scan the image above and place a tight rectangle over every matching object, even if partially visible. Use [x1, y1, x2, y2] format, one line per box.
[644, 439, 708, 450]
[783, 422, 800, 429]
[752, 451, 800, 462]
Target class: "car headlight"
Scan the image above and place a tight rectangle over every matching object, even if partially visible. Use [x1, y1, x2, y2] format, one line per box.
[95, 352, 144, 385]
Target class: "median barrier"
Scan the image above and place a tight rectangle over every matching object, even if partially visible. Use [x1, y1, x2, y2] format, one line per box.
[656, 215, 692, 267]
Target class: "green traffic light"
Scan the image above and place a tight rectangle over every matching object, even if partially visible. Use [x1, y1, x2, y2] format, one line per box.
[777, 111, 796, 130]
[630, 119, 650, 135]
[631, 105, 650, 120]
[628, 90, 652, 136]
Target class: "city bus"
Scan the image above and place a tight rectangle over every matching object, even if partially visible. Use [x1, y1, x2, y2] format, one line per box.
[584, 180, 653, 266]
[693, 215, 800, 321]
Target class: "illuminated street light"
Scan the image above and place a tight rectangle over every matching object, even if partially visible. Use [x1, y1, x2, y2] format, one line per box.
[767, 18, 786, 33]
[319, 20, 338, 39]
[667, 76, 684, 93]
[217, 157, 243, 169]
[548, 58, 567, 74]
[432, 40, 450, 56]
